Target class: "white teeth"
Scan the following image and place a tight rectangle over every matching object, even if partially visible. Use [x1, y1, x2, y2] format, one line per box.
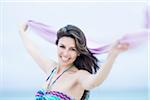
[61, 57, 69, 62]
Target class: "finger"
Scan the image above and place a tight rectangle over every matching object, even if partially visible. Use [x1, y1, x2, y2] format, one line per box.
[20, 22, 28, 32]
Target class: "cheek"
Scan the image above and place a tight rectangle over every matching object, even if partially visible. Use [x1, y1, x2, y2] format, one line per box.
[57, 48, 62, 55]
[71, 52, 78, 60]
[57, 51, 61, 57]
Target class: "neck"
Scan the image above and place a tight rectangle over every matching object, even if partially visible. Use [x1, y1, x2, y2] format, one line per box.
[57, 64, 73, 74]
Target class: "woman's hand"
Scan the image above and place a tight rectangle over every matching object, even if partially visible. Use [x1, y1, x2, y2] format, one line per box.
[109, 41, 129, 56]
[19, 22, 28, 33]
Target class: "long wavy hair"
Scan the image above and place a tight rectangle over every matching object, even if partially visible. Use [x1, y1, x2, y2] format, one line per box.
[55, 25, 99, 100]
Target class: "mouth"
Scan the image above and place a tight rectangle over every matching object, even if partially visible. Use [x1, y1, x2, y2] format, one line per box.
[61, 56, 70, 62]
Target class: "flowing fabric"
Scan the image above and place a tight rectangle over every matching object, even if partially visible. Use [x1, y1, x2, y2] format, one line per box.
[27, 20, 148, 54]
[146, 7, 150, 28]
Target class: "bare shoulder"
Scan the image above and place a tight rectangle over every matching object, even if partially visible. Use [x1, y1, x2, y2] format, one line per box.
[75, 69, 91, 77]
[78, 69, 90, 74]
[67, 67, 91, 80]
[75, 69, 92, 89]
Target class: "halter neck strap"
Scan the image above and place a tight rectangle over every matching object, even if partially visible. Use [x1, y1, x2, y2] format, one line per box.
[47, 64, 74, 90]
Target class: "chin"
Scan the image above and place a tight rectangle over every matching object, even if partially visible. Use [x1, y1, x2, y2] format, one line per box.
[58, 58, 74, 66]
[61, 62, 73, 67]
[59, 61, 68, 66]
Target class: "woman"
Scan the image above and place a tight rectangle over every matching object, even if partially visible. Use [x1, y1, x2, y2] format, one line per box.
[19, 23, 129, 100]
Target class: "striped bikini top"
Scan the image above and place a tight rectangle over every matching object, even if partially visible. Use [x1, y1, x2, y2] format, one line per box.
[35, 89, 73, 100]
[35, 66, 74, 100]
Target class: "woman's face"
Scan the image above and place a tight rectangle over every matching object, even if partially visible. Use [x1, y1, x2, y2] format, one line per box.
[57, 36, 78, 67]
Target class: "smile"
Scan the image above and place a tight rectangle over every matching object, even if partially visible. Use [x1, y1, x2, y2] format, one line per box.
[61, 56, 70, 62]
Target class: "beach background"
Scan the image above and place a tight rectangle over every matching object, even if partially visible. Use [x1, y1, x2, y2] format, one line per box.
[0, 1, 149, 100]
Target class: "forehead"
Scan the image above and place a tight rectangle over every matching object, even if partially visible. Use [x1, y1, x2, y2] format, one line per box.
[58, 37, 76, 47]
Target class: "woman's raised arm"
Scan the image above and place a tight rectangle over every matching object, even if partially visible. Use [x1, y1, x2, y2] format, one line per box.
[19, 22, 56, 75]
[77, 41, 129, 90]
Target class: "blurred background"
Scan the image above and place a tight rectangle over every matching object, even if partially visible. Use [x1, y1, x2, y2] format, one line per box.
[0, 1, 149, 100]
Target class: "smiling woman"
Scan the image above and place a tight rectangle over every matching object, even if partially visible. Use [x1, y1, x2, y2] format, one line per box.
[57, 37, 78, 67]
[19, 23, 129, 100]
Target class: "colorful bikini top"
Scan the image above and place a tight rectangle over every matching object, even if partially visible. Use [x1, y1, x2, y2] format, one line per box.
[35, 66, 74, 100]
[35, 89, 73, 100]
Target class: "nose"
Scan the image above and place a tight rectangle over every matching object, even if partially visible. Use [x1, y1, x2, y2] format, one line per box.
[63, 49, 69, 57]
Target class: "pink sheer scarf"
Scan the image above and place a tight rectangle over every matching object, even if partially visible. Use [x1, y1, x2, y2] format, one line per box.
[27, 20, 148, 54]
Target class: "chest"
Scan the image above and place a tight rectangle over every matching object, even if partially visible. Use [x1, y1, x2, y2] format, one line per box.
[45, 72, 78, 91]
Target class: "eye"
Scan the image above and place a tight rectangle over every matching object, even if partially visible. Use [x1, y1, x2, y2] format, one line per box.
[71, 48, 76, 51]
[59, 45, 65, 48]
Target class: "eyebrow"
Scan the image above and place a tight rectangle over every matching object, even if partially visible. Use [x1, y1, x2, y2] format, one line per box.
[59, 43, 76, 48]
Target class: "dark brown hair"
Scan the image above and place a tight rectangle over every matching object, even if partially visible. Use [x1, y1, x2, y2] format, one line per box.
[56, 25, 99, 100]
